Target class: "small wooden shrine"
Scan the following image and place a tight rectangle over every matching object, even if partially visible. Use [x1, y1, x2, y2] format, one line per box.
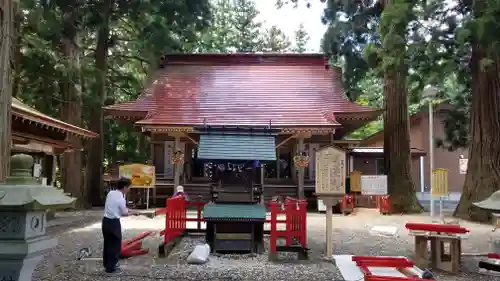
[198, 125, 275, 253]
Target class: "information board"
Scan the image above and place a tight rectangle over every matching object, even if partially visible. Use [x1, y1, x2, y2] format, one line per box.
[119, 164, 156, 188]
[350, 171, 362, 192]
[315, 146, 346, 195]
[360, 175, 388, 195]
[459, 159, 468, 175]
[431, 168, 448, 196]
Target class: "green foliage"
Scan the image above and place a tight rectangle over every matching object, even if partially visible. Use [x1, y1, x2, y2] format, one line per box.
[15, 0, 213, 167]
[199, 0, 292, 53]
[321, 0, 382, 100]
[262, 25, 291, 52]
[233, 0, 265, 52]
[292, 23, 310, 52]
[15, 0, 294, 169]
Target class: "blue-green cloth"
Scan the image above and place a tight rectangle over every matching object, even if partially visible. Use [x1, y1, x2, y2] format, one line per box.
[203, 203, 266, 220]
[197, 134, 276, 161]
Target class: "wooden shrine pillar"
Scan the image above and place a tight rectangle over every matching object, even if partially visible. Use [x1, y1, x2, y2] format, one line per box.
[42, 154, 54, 185]
[184, 144, 192, 183]
[163, 140, 169, 177]
[292, 143, 297, 182]
[276, 147, 280, 179]
[297, 137, 305, 199]
[174, 136, 181, 188]
[52, 155, 57, 186]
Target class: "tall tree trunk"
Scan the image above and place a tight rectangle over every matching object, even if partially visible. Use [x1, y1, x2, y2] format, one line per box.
[454, 2, 500, 222]
[11, 4, 20, 98]
[86, 0, 113, 206]
[0, 0, 14, 182]
[59, 5, 84, 205]
[381, 0, 422, 213]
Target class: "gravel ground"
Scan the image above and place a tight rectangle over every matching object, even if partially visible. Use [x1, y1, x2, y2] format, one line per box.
[32, 208, 500, 281]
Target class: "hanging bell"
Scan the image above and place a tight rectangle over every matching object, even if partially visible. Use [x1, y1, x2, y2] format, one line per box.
[473, 190, 500, 212]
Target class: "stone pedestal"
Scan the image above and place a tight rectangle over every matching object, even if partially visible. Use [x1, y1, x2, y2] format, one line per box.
[0, 154, 75, 281]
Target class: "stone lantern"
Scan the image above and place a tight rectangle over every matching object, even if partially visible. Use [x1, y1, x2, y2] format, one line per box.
[0, 154, 75, 281]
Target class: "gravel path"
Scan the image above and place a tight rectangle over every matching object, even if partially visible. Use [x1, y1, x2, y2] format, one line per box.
[33, 208, 500, 281]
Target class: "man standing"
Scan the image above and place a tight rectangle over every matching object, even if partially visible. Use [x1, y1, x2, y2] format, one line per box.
[102, 177, 136, 274]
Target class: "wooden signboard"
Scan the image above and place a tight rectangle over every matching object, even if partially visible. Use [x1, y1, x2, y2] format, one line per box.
[315, 146, 346, 195]
[350, 171, 362, 193]
[432, 168, 448, 197]
[119, 164, 156, 188]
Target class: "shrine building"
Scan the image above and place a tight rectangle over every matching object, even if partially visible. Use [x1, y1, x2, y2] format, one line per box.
[103, 53, 384, 205]
[11, 98, 98, 185]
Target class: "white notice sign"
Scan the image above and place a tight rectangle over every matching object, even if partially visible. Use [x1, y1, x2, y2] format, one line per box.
[315, 146, 346, 195]
[459, 159, 468, 175]
[361, 175, 388, 195]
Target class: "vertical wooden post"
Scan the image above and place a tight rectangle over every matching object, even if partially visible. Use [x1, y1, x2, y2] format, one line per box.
[52, 155, 57, 186]
[151, 141, 156, 207]
[174, 136, 181, 188]
[163, 140, 168, 178]
[185, 144, 192, 183]
[349, 155, 354, 173]
[260, 164, 265, 204]
[298, 137, 305, 199]
[276, 147, 280, 179]
[292, 141, 297, 181]
[150, 140, 154, 165]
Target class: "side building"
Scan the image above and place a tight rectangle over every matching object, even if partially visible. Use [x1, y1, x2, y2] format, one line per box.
[361, 104, 466, 209]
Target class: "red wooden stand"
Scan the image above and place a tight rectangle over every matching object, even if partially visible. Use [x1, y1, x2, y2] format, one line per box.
[405, 223, 469, 234]
[352, 256, 435, 281]
[377, 195, 391, 214]
[120, 231, 155, 258]
[341, 194, 354, 215]
[488, 253, 500, 259]
[269, 197, 308, 260]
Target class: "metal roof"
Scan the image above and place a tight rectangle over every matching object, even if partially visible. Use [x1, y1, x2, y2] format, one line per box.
[105, 54, 380, 126]
[203, 203, 266, 220]
[12, 98, 97, 138]
[197, 134, 276, 161]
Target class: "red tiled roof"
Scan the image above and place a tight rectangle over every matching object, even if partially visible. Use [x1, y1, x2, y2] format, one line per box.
[106, 53, 380, 127]
[12, 98, 98, 138]
[104, 90, 154, 114]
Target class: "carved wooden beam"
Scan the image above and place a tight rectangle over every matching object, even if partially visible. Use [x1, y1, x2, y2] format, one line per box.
[181, 132, 199, 146]
[275, 133, 297, 148]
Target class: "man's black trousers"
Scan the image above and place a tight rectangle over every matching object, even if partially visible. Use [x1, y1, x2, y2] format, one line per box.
[101, 217, 122, 272]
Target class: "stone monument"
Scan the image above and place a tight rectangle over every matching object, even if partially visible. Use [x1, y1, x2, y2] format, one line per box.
[0, 154, 75, 281]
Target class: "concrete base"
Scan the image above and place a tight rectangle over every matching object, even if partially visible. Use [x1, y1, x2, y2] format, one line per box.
[0, 256, 44, 281]
[0, 212, 58, 281]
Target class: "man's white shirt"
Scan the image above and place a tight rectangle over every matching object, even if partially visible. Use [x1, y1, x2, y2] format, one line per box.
[104, 190, 128, 219]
